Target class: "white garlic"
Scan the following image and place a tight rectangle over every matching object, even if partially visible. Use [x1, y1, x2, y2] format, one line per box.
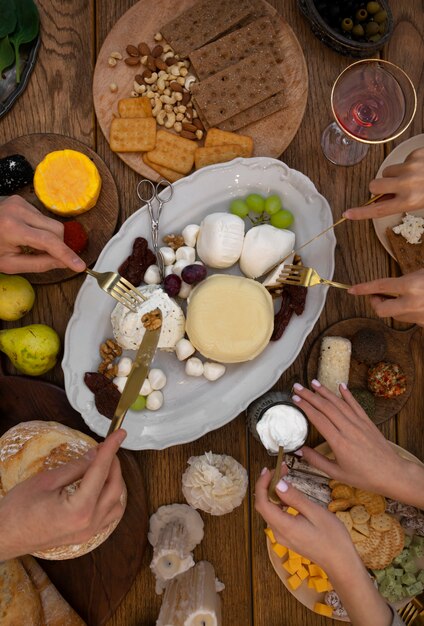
[175, 338, 195, 361]
[178, 280, 192, 299]
[172, 259, 190, 277]
[159, 246, 176, 266]
[185, 357, 204, 377]
[203, 362, 226, 381]
[175, 246, 196, 263]
[182, 224, 200, 247]
[140, 378, 153, 396]
[149, 368, 167, 390]
[117, 356, 133, 377]
[144, 264, 161, 284]
[147, 390, 164, 410]
[164, 264, 174, 277]
[113, 376, 127, 393]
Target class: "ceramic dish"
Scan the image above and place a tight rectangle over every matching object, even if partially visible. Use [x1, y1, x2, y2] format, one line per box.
[63, 157, 336, 450]
[0, 36, 41, 119]
[372, 134, 424, 259]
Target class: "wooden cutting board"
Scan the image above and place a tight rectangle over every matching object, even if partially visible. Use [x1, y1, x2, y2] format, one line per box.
[0, 376, 148, 626]
[93, 0, 308, 181]
[0, 133, 120, 285]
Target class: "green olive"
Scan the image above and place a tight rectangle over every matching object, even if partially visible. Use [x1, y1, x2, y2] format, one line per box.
[341, 17, 354, 31]
[352, 23, 365, 37]
[365, 21, 380, 36]
[368, 33, 382, 42]
[356, 8, 368, 21]
[379, 21, 387, 34]
[366, 1, 381, 14]
[374, 10, 388, 23]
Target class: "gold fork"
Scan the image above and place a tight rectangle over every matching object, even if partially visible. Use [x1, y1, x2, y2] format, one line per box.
[267, 264, 351, 291]
[398, 595, 424, 625]
[85, 268, 148, 312]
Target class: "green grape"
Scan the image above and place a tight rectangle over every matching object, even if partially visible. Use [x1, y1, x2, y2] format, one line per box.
[229, 199, 249, 218]
[245, 193, 265, 214]
[131, 395, 147, 411]
[270, 209, 294, 229]
[264, 194, 282, 215]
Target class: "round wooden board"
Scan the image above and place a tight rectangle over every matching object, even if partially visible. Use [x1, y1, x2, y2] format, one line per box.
[0, 376, 148, 626]
[306, 318, 417, 425]
[93, 0, 308, 181]
[0, 134, 120, 285]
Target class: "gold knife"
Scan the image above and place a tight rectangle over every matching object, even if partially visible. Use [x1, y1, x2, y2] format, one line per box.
[107, 309, 162, 435]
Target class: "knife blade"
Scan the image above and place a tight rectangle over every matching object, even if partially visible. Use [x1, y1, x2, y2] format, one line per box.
[107, 309, 162, 435]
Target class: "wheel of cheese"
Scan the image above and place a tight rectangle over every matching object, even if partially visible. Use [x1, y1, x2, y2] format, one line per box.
[0, 421, 126, 560]
[185, 274, 274, 363]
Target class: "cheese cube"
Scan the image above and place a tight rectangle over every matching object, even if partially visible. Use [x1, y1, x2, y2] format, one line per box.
[282, 557, 302, 575]
[264, 528, 276, 544]
[308, 564, 328, 578]
[311, 577, 330, 593]
[297, 566, 309, 581]
[288, 549, 301, 560]
[327, 580, 334, 591]
[315, 566, 328, 579]
[272, 543, 288, 558]
[308, 578, 316, 589]
[314, 602, 333, 617]
[286, 507, 299, 516]
[287, 573, 303, 591]
[301, 556, 311, 565]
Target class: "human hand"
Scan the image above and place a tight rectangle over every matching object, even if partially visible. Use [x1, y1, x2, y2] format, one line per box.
[0, 429, 126, 560]
[344, 148, 424, 220]
[348, 269, 424, 326]
[0, 195, 86, 273]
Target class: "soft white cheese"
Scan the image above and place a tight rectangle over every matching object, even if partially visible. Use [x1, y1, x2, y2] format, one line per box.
[111, 285, 185, 351]
[256, 404, 308, 453]
[196, 212, 245, 268]
[393, 213, 424, 245]
[240, 225, 295, 279]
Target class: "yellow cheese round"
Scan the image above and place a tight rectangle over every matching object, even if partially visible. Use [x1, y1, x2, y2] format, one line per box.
[186, 274, 274, 363]
[34, 149, 102, 216]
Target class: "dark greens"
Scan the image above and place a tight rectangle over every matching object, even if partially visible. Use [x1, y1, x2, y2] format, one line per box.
[0, 0, 39, 83]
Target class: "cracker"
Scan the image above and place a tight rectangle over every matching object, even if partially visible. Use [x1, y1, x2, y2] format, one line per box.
[328, 498, 352, 513]
[353, 522, 370, 537]
[204, 128, 253, 157]
[331, 484, 355, 501]
[146, 130, 197, 175]
[118, 97, 152, 118]
[350, 505, 370, 525]
[142, 154, 184, 183]
[191, 51, 284, 126]
[189, 17, 281, 81]
[110, 117, 156, 152]
[160, 0, 254, 58]
[335, 511, 353, 532]
[386, 227, 424, 274]
[217, 90, 286, 132]
[355, 489, 386, 515]
[362, 522, 404, 570]
[194, 145, 243, 170]
[353, 528, 382, 561]
[329, 479, 344, 489]
[370, 513, 393, 533]
[349, 528, 367, 543]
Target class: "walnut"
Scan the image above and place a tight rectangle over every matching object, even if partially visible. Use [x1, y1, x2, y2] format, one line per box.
[142, 308, 162, 330]
[98, 362, 118, 379]
[163, 234, 184, 250]
[100, 338, 122, 360]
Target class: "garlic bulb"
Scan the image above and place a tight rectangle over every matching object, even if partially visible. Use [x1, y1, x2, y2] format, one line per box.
[182, 452, 248, 515]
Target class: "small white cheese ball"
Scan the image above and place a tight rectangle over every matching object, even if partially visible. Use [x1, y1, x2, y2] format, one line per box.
[178, 280, 192, 299]
[140, 378, 153, 396]
[185, 357, 204, 377]
[147, 390, 164, 411]
[117, 356, 133, 377]
[148, 368, 167, 390]
[144, 264, 161, 284]
[175, 246, 196, 263]
[172, 259, 190, 277]
[164, 264, 174, 277]
[113, 376, 127, 393]
[159, 246, 176, 266]
[203, 362, 226, 381]
[175, 338, 195, 361]
[182, 224, 200, 247]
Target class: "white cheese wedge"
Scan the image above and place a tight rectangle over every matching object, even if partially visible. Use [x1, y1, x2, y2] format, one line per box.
[111, 285, 185, 351]
[239, 224, 295, 279]
[196, 212, 245, 268]
[186, 274, 274, 363]
[262, 255, 294, 288]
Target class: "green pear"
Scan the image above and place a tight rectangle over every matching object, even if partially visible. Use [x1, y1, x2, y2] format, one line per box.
[0, 274, 35, 321]
[0, 324, 60, 376]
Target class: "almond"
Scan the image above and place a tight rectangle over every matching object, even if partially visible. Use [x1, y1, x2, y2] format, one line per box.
[193, 118, 204, 130]
[181, 91, 191, 105]
[170, 81, 184, 93]
[165, 57, 176, 66]
[134, 74, 144, 85]
[151, 45, 164, 58]
[126, 44, 140, 57]
[146, 55, 157, 72]
[142, 69, 152, 80]
[138, 42, 151, 56]
[155, 58, 168, 71]
[124, 57, 140, 66]
[182, 122, 197, 132]
[180, 130, 196, 140]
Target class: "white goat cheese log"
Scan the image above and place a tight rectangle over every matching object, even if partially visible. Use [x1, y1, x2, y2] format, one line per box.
[317, 336, 351, 397]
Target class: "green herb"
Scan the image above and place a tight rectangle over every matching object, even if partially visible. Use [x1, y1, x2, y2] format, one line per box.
[0, 0, 17, 38]
[9, 0, 40, 83]
[0, 36, 15, 77]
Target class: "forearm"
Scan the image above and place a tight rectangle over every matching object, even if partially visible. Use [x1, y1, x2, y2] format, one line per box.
[376, 459, 424, 509]
[0, 502, 25, 561]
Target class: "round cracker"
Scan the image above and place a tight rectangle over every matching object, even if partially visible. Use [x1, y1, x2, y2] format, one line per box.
[370, 513, 392, 532]
[350, 505, 370, 525]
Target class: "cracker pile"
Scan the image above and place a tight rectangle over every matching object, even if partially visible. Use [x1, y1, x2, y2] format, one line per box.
[329, 480, 404, 570]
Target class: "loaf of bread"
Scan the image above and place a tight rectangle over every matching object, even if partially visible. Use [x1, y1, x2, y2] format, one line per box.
[0, 558, 43, 625]
[0, 421, 126, 560]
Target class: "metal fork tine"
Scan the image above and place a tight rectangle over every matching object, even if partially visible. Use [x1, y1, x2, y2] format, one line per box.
[118, 277, 148, 300]
[110, 291, 137, 312]
[115, 280, 144, 303]
[112, 284, 141, 306]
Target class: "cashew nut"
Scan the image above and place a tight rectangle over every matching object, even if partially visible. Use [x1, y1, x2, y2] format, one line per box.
[195, 129, 204, 140]
[134, 81, 145, 93]
[174, 92, 183, 102]
[152, 100, 163, 116]
[144, 72, 158, 84]
[175, 112, 184, 121]
[157, 77, 167, 92]
[146, 89, 155, 98]
[174, 121, 183, 132]
[163, 44, 172, 53]
[154, 32, 163, 42]
[130, 90, 139, 98]
[176, 76, 185, 86]
[163, 88, 171, 96]
[160, 94, 176, 104]
[164, 112, 176, 128]
[158, 70, 168, 78]
[176, 104, 186, 113]
[156, 110, 166, 126]
[180, 67, 188, 77]
[164, 103, 174, 113]
[184, 75, 196, 90]
[169, 65, 180, 76]
[162, 51, 174, 61]
[110, 51, 122, 60]
[108, 57, 117, 67]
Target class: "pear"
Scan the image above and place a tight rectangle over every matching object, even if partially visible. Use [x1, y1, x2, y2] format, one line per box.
[0, 274, 35, 321]
[0, 324, 60, 376]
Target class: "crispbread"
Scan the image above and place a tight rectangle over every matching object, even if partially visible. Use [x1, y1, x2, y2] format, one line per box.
[353, 522, 370, 537]
[386, 227, 424, 274]
[194, 145, 244, 169]
[217, 90, 286, 132]
[118, 97, 152, 118]
[370, 513, 392, 532]
[335, 511, 353, 532]
[189, 17, 281, 81]
[110, 117, 156, 152]
[354, 489, 386, 515]
[204, 128, 253, 157]
[191, 51, 284, 126]
[160, 0, 254, 58]
[146, 130, 197, 174]
[142, 153, 184, 183]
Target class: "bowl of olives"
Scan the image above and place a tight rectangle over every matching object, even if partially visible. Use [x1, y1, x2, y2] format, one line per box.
[298, 0, 393, 57]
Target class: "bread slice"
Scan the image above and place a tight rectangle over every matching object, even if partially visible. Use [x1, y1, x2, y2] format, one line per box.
[386, 227, 424, 274]
[0, 559, 43, 625]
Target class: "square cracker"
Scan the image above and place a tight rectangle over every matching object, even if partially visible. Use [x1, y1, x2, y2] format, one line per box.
[386, 227, 424, 274]
[160, 0, 254, 58]
[217, 91, 286, 131]
[118, 97, 152, 118]
[191, 52, 284, 126]
[205, 128, 253, 157]
[142, 154, 184, 183]
[194, 145, 244, 170]
[110, 117, 156, 152]
[146, 130, 197, 175]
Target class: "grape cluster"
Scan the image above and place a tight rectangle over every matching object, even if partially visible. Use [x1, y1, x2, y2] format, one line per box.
[229, 193, 294, 230]
[314, 1, 388, 43]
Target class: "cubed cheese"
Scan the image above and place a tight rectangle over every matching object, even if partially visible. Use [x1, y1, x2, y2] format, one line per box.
[297, 566, 309, 581]
[264, 528, 276, 544]
[272, 543, 288, 559]
[287, 573, 303, 591]
[283, 557, 302, 575]
[286, 507, 299, 516]
[314, 602, 333, 617]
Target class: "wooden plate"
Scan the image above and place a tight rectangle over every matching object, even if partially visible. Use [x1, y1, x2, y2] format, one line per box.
[93, 0, 308, 181]
[306, 318, 417, 425]
[0, 133, 120, 285]
[0, 376, 148, 626]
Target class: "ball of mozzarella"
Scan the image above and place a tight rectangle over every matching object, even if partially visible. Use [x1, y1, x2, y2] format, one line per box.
[172, 259, 190, 277]
[117, 356, 133, 377]
[203, 362, 226, 381]
[147, 390, 164, 411]
[175, 338, 195, 361]
[182, 224, 200, 247]
[164, 264, 174, 277]
[144, 264, 161, 284]
[178, 280, 192, 299]
[159, 246, 176, 266]
[148, 368, 167, 390]
[175, 246, 196, 263]
[140, 378, 153, 396]
[185, 357, 204, 377]
[113, 376, 127, 393]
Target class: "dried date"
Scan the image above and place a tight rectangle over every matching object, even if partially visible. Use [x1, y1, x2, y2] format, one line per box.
[271, 292, 293, 341]
[118, 237, 156, 286]
[84, 372, 121, 420]
[286, 284, 307, 316]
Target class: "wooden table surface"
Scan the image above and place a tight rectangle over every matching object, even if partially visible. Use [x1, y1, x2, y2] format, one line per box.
[1, 1, 423, 625]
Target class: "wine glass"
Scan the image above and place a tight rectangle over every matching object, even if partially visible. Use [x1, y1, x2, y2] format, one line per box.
[321, 59, 417, 166]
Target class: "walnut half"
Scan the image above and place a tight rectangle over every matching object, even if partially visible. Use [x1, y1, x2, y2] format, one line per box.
[142, 308, 162, 330]
[163, 234, 184, 250]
